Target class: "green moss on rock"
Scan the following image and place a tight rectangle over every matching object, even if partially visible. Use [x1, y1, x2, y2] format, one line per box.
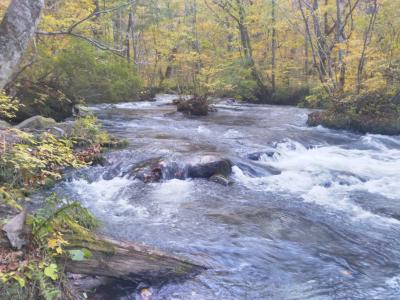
[307, 92, 400, 135]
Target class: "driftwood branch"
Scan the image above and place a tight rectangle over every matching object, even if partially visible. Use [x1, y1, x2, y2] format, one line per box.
[61, 234, 207, 284]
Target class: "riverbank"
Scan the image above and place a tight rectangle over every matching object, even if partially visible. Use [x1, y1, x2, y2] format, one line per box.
[0, 108, 206, 299]
[307, 91, 400, 135]
[0, 114, 113, 298]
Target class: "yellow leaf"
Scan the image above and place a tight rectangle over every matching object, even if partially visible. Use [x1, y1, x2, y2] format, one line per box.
[48, 238, 58, 249]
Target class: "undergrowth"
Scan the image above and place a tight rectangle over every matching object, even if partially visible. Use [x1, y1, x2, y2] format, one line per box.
[1, 194, 99, 300]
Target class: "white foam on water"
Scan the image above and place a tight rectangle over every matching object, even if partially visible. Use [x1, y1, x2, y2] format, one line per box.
[386, 274, 400, 290]
[197, 125, 212, 135]
[150, 179, 194, 219]
[234, 137, 400, 224]
[66, 177, 150, 219]
[223, 129, 243, 139]
[97, 94, 179, 110]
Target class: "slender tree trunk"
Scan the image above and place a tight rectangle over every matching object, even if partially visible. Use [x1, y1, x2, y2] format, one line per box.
[356, 0, 378, 94]
[271, 0, 277, 93]
[126, 11, 134, 63]
[336, 0, 345, 92]
[236, 0, 270, 99]
[0, 0, 44, 90]
[304, 32, 309, 81]
[298, 0, 331, 95]
[312, 0, 328, 77]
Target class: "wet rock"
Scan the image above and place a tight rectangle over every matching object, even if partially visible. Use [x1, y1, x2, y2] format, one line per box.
[209, 174, 232, 186]
[73, 104, 92, 118]
[2, 210, 27, 250]
[188, 156, 232, 178]
[175, 96, 209, 116]
[15, 115, 57, 131]
[208, 105, 218, 113]
[0, 119, 11, 129]
[126, 158, 184, 183]
[247, 151, 276, 161]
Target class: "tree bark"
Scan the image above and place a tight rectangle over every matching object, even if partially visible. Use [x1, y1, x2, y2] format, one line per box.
[0, 0, 44, 90]
[271, 0, 277, 93]
[62, 234, 207, 284]
[236, 0, 270, 99]
[356, 0, 378, 94]
[336, 0, 345, 92]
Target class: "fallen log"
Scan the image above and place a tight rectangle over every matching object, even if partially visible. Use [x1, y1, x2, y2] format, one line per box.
[61, 234, 207, 285]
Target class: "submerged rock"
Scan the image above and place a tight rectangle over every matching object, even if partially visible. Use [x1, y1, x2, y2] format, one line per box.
[15, 115, 57, 131]
[247, 151, 276, 161]
[209, 174, 232, 186]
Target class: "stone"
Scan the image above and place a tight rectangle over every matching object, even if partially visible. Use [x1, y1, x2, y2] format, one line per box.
[188, 156, 232, 178]
[2, 210, 27, 250]
[0, 119, 11, 129]
[175, 96, 209, 116]
[247, 151, 276, 161]
[15, 115, 57, 131]
[72, 104, 92, 118]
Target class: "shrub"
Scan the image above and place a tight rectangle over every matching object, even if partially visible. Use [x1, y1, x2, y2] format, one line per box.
[300, 84, 331, 108]
[72, 115, 110, 146]
[52, 41, 143, 103]
[0, 90, 21, 120]
[0, 131, 86, 187]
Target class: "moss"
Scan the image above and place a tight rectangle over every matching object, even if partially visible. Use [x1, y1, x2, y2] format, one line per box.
[307, 91, 400, 135]
[101, 137, 129, 149]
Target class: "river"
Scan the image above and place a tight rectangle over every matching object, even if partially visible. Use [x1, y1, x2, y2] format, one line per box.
[53, 95, 400, 299]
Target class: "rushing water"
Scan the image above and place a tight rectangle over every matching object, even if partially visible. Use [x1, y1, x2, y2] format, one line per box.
[54, 95, 400, 299]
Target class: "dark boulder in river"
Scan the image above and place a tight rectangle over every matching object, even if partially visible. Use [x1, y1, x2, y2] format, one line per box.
[125, 156, 232, 182]
[125, 158, 184, 183]
[187, 156, 232, 178]
[175, 96, 209, 116]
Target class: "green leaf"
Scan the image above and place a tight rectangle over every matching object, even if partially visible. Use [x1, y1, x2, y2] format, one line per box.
[68, 248, 92, 261]
[44, 263, 58, 281]
[13, 275, 26, 287]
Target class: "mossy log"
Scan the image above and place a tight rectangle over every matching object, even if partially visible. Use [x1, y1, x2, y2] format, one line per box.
[62, 234, 207, 284]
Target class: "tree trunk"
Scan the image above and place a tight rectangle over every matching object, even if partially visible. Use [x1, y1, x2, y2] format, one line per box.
[312, 0, 328, 77]
[356, 0, 378, 94]
[0, 0, 44, 90]
[336, 0, 345, 92]
[236, 0, 270, 99]
[271, 0, 277, 93]
[62, 234, 207, 284]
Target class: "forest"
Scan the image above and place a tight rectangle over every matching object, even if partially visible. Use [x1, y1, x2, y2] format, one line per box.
[1, 0, 400, 299]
